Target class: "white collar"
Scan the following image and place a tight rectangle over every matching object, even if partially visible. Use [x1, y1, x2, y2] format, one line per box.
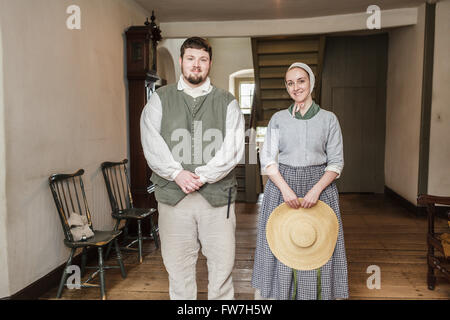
[177, 75, 212, 94]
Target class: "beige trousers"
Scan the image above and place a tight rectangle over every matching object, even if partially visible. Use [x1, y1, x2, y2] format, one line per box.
[158, 192, 236, 300]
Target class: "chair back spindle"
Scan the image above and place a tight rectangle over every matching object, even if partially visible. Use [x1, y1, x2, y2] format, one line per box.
[49, 169, 93, 242]
[101, 160, 133, 213]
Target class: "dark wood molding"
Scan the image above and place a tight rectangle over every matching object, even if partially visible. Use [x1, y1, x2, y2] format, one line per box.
[250, 37, 261, 129]
[316, 35, 326, 105]
[418, 2, 436, 195]
[8, 230, 128, 300]
[126, 20, 161, 235]
[385, 186, 449, 219]
[385, 186, 422, 215]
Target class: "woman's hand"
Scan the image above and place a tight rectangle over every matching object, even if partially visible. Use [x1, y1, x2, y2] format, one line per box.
[281, 187, 301, 209]
[300, 186, 322, 208]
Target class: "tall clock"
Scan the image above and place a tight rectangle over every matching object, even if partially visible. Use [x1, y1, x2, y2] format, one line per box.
[125, 13, 162, 231]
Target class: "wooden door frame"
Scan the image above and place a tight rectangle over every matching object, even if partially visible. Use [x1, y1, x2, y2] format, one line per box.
[418, 2, 436, 197]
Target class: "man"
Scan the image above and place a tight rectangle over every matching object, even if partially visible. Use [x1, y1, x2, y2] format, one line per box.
[140, 37, 245, 300]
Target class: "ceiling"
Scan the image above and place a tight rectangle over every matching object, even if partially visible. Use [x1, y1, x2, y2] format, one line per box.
[135, 0, 424, 22]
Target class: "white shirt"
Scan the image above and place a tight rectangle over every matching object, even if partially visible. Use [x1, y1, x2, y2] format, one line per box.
[140, 76, 245, 184]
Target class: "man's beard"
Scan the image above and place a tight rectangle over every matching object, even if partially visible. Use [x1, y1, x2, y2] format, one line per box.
[182, 66, 209, 85]
[186, 74, 204, 85]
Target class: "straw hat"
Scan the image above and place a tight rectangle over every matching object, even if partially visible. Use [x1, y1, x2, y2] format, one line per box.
[266, 199, 339, 270]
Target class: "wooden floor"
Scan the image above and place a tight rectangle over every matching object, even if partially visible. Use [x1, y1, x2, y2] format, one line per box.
[40, 194, 450, 300]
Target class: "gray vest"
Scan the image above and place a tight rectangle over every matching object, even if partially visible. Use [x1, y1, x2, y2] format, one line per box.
[150, 84, 238, 207]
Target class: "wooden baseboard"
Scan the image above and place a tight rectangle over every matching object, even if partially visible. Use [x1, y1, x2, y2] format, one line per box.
[384, 186, 449, 219]
[8, 230, 129, 300]
[8, 246, 98, 300]
[384, 186, 422, 215]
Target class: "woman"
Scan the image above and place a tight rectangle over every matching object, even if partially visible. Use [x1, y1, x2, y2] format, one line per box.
[251, 62, 349, 300]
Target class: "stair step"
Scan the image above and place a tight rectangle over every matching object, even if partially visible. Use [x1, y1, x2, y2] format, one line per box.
[261, 99, 292, 110]
[235, 166, 245, 176]
[260, 78, 286, 89]
[256, 120, 270, 127]
[260, 89, 316, 103]
[259, 65, 317, 79]
[259, 66, 288, 78]
[258, 52, 318, 67]
[261, 89, 291, 100]
[252, 35, 325, 133]
[257, 39, 319, 54]
[262, 109, 281, 120]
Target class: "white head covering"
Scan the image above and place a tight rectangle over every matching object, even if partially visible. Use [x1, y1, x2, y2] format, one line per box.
[286, 62, 315, 95]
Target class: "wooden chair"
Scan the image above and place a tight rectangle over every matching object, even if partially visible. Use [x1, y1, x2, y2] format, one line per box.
[49, 169, 127, 300]
[417, 194, 450, 290]
[101, 159, 159, 263]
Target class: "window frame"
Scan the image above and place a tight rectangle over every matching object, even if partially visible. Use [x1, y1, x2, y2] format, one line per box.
[234, 77, 255, 115]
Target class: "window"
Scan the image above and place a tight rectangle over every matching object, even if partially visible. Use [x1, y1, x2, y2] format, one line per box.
[256, 126, 267, 144]
[235, 77, 254, 115]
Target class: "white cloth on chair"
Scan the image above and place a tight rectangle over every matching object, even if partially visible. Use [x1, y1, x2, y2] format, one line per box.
[68, 212, 94, 241]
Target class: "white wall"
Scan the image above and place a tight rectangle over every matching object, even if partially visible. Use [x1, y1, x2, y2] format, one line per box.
[0, 0, 148, 296]
[157, 38, 186, 84]
[428, 0, 450, 196]
[385, 4, 425, 204]
[157, 46, 176, 85]
[0, 22, 11, 299]
[207, 38, 253, 91]
[229, 69, 254, 96]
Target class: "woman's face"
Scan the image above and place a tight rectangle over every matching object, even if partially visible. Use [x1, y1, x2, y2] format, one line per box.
[285, 67, 311, 104]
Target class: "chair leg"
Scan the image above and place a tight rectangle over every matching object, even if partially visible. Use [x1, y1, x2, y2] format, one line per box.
[81, 248, 87, 278]
[113, 219, 121, 231]
[427, 265, 436, 290]
[57, 248, 76, 298]
[105, 219, 121, 260]
[124, 220, 130, 240]
[104, 243, 113, 262]
[114, 239, 127, 279]
[137, 220, 143, 263]
[149, 217, 160, 249]
[98, 247, 106, 300]
[427, 252, 436, 290]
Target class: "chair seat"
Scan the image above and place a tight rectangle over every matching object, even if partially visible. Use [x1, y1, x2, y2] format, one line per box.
[112, 207, 156, 220]
[64, 230, 122, 248]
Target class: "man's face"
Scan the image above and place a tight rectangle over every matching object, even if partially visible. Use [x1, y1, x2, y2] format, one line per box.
[180, 48, 211, 87]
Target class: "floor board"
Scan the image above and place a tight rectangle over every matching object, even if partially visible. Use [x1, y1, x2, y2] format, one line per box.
[39, 194, 450, 300]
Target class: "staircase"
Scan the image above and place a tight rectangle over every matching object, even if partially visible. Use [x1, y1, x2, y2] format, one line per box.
[235, 114, 251, 202]
[251, 35, 326, 127]
[238, 35, 326, 202]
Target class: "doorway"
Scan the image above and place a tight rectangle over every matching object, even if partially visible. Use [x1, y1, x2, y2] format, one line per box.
[321, 34, 388, 193]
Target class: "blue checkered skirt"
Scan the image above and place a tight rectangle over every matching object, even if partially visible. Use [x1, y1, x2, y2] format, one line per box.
[251, 163, 349, 300]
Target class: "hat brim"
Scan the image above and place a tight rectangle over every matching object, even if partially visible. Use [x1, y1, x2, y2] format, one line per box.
[266, 199, 339, 270]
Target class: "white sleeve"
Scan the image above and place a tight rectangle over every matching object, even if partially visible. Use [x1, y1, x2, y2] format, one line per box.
[194, 100, 245, 184]
[325, 113, 344, 178]
[140, 92, 183, 181]
[259, 116, 279, 175]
